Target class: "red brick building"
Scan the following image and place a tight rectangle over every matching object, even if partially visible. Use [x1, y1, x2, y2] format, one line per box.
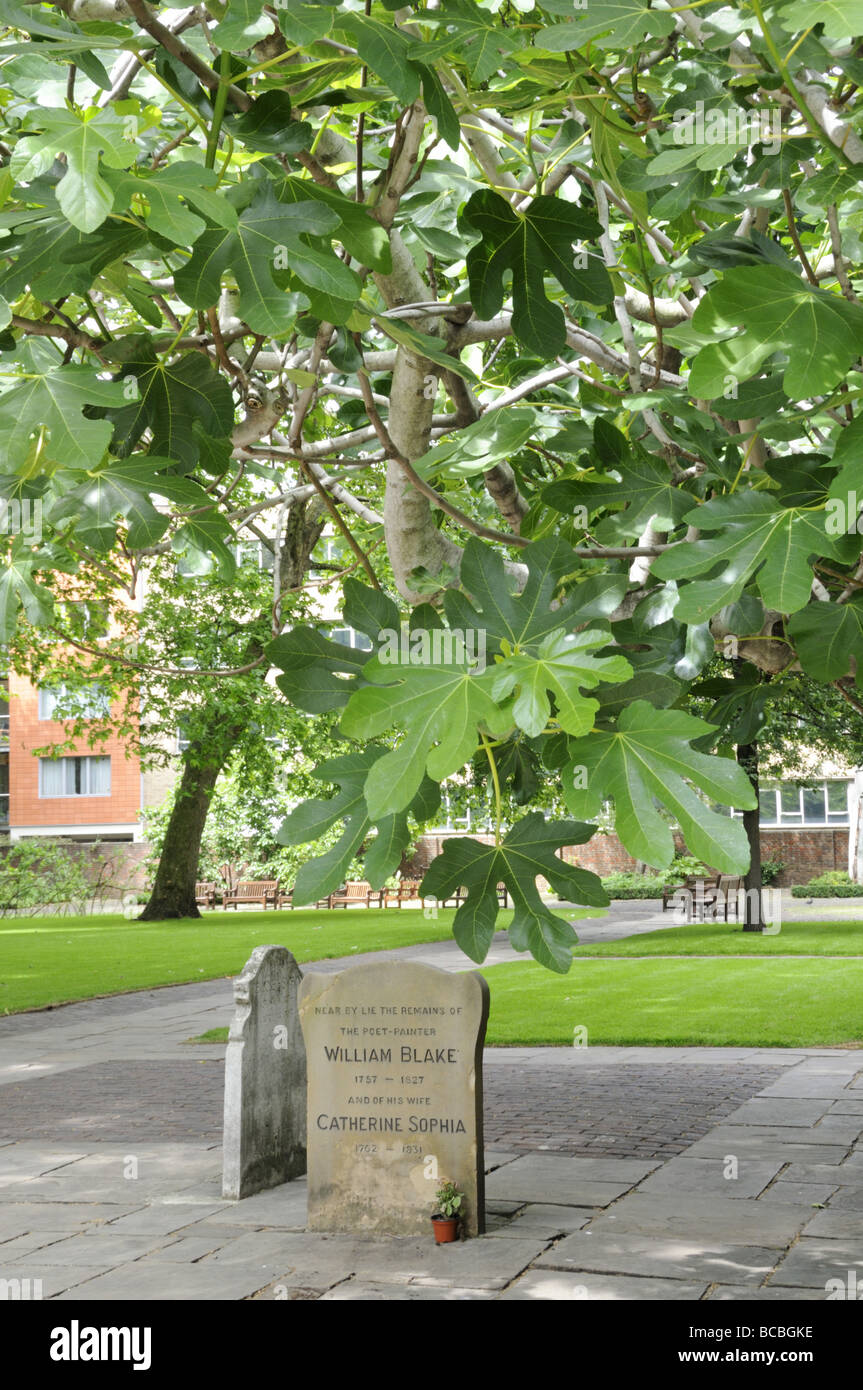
[2, 670, 143, 842]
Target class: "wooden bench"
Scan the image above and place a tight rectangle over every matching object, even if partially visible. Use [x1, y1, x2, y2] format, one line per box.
[275, 890, 332, 909]
[330, 881, 375, 908]
[223, 879, 279, 910]
[662, 875, 719, 911]
[432, 883, 509, 909]
[377, 879, 422, 908]
[397, 878, 421, 907]
[195, 881, 218, 909]
[704, 875, 744, 921]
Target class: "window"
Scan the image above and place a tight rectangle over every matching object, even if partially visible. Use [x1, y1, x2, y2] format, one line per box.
[746, 780, 851, 827]
[0, 674, 7, 744]
[779, 784, 804, 824]
[827, 781, 850, 823]
[38, 684, 110, 721]
[758, 789, 778, 824]
[0, 757, 8, 827]
[328, 627, 373, 652]
[236, 540, 274, 573]
[39, 756, 111, 797]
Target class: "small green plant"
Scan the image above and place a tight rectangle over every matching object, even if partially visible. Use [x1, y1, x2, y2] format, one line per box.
[435, 1181, 463, 1219]
[760, 859, 785, 886]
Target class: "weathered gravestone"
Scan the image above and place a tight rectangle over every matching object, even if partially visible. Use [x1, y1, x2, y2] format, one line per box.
[222, 945, 306, 1199]
[299, 960, 489, 1236]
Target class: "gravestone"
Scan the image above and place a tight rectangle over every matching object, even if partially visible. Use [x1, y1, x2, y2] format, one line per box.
[299, 960, 489, 1236]
[222, 944, 306, 1199]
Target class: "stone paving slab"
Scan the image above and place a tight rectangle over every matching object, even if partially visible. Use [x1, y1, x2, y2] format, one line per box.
[500, 1270, 709, 1301]
[681, 1128, 851, 1164]
[315, 1281, 494, 1301]
[14, 1231, 179, 1267]
[758, 1181, 838, 1206]
[536, 1233, 778, 1285]
[0, 1265, 119, 1298]
[484, 1154, 657, 1207]
[585, 1193, 814, 1247]
[197, 1186, 308, 1229]
[50, 1262, 282, 1301]
[0, 1231, 89, 1258]
[707, 1284, 828, 1300]
[200, 1230, 551, 1292]
[810, 1117, 863, 1142]
[801, 1208, 863, 1237]
[486, 1204, 591, 1239]
[836, 1150, 863, 1170]
[769, 1238, 863, 1288]
[720, 1099, 835, 1127]
[634, 1156, 782, 1200]
[0, 1202, 144, 1233]
[755, 1076, 861, 1099]
[779, 1163, 862, 1188]
[0, 1147, 88, 1177]
[100, 1204, 225, 1236]
[134, 1233, 243, 1263]
[820, 1187, 863, 1210]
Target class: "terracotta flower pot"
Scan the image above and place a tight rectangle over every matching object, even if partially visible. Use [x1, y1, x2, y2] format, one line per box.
[431, 1214, 459, 1244]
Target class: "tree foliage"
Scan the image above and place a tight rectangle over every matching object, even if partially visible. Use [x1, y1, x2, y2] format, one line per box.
[4, 0, 863, 964]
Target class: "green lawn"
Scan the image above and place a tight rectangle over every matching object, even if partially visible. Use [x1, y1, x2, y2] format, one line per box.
[0, 908, 476, 1015]
[480, 957, 863, 1048]
[7, 909, 863, 1048]
[572, 919, 863, 957]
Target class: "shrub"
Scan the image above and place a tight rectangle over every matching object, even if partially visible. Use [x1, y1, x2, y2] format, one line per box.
[600, 859, 713, 899]
[760, 859, 785, 886]
[0, 839, 90, 916]
[670, 854, 711, 880]
[600, 872, 666, 899]
[790, 870, 863, 898]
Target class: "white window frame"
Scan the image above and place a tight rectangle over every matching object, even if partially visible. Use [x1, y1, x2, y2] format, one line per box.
[38, 756, 111, 798]
[746, 779, 851, 827]
[38, 683, 110, 722]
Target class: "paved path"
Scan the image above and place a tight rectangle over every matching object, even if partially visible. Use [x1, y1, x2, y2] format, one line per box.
[0, 918, 861, 1301]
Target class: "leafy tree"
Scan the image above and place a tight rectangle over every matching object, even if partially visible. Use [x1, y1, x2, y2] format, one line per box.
[9, 507, 332, 916]
[4, 1, 863, 961]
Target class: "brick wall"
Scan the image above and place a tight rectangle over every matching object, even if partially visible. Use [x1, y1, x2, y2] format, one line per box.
[0, 840, 151, 893]
[404, 827, 850, 886]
